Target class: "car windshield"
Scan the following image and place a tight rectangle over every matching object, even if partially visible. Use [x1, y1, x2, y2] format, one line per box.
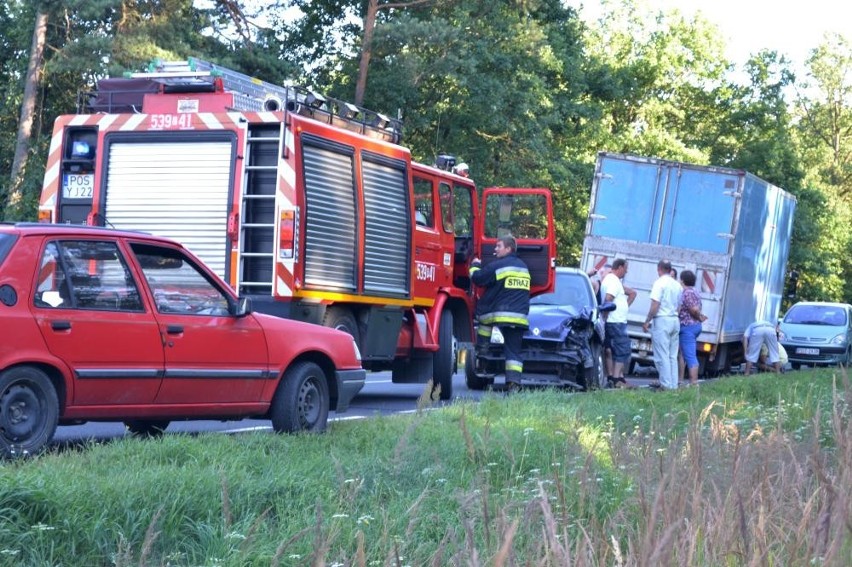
[530, 272, 594, 309]
[0, 233, 16, 266]
[784, 304, 847, 326]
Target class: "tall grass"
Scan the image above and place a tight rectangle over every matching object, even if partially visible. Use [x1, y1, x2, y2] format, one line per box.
[0, 369, 849, 566]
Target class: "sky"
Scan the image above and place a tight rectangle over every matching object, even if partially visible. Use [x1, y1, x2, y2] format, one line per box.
[565, 0, 844, 73]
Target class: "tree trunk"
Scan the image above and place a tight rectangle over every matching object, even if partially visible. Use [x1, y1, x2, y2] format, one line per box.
[7, 9, 48, 215]
[354, 0, 379, 106]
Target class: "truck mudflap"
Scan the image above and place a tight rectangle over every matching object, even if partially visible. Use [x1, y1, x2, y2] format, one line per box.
[334, 368, 366, 412]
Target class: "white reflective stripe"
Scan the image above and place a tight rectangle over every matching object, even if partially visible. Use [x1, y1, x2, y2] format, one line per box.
[121, 114, 147, 131]
[276, 274, 292, 296]
[69, 115, 93, 126]
[96, 114, 120, 130]
[198, 113, 224, 130]
[104, 141, 232, 278]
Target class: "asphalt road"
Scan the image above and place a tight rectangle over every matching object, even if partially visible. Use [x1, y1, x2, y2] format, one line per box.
[50, 370, 487, 450]
[47, 366, 687, 452]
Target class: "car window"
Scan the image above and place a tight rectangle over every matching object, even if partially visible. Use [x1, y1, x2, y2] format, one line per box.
[0, 233, 17, 266]
[34, 240, 143, 311]
[530, 273, 594, 309]
[130, 243, 230, 316]
[785, 305, 847, 326]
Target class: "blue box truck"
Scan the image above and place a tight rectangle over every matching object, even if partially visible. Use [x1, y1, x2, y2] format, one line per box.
[581, 152, 797, 376]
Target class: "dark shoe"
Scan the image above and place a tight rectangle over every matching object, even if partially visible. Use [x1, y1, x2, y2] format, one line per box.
[608, 376, 634, 389]
[505, 381, 523, 393]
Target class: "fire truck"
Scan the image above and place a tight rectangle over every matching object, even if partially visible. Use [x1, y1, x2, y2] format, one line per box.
[39, 58, 556, 399]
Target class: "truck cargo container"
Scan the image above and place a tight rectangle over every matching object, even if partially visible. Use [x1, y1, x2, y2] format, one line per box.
[581, 152, 796, 376]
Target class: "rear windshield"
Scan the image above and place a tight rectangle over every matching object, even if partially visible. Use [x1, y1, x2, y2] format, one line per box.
[784, 304, 848, 326]
[0, 234, 17, 266]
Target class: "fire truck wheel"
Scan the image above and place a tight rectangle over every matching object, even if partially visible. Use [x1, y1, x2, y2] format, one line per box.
[433, 310, 454, 401]
[464, 348, 492, 390]
[270, 362, 330, 433]
[124, 420, 170, 437]
[0, 366, 59, 458]
[322, 307, 360, 346]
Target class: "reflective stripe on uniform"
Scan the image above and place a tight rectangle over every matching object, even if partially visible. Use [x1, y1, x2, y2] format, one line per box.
[477, 324, 492, 337]
[506, 360, 523, 373]
[479, 311, 529, 326]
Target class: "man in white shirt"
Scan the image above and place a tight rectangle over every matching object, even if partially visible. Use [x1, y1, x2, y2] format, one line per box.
[601, 259, 636, 386]
[642, 260, 683, 389]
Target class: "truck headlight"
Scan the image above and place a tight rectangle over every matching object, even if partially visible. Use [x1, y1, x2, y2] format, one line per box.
[490, 327, 505, 344]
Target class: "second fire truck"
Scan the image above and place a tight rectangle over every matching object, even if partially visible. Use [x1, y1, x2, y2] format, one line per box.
[39, 58, 556, 399]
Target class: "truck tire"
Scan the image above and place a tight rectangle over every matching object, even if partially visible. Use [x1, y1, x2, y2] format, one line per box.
[270, 362, 330, 433]
[124, 420, 170, 437]
[433, 310, 454, 400]
[584, 342, 606, 390]
[0, 366, 59, 458]
[464, 348, 492, 390]
[322, 307, 360, 347]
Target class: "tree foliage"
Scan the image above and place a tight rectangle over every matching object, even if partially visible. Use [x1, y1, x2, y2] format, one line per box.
[0, 0, 849, 302]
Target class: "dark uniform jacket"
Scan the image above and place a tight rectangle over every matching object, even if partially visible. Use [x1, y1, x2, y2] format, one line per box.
[469, 253, 531, 328]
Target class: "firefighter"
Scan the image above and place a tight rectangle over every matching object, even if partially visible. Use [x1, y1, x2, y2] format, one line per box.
[453, 162, 470, 178]
[469, 235, 531, 390]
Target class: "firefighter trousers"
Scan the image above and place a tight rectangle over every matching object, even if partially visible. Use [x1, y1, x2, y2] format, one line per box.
[476, 324, 525, 384]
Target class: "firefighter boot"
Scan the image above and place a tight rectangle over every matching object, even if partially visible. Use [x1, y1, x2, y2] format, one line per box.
[505, 370, 523, 392]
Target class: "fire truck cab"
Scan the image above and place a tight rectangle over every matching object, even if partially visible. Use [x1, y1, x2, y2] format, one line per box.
[39, 58, 556, 399]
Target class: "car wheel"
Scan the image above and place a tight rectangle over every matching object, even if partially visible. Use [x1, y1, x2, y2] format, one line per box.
[433, 310, 454, 401]
[464, 348, 492, 390]
[322, 307, 360, 347]
[124, 420, 170, 437]
[584, 341, 606, 390]
[0, 366, 59, 458]
[270, 362, 330, 433]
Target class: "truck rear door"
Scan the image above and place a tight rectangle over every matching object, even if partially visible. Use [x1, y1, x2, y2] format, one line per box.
[590, 153, 739, 253]
[477, 188, 555, 296]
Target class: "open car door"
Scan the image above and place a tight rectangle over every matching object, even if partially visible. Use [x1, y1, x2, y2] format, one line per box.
[477, 188, 555, 296]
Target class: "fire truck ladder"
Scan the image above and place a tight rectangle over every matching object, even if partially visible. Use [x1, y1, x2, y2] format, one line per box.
[129, 58, 294, 112]
[130, 58, 403, 143]
[239, 122, 281, 296]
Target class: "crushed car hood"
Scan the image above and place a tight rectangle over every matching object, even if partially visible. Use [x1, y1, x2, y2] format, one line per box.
[525, 305, 583, 341]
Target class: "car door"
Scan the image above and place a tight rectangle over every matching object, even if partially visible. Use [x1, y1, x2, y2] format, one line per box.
[127, 241, 269, 405]
[477, 187, 556, 296]
[32, 238, 164, 406]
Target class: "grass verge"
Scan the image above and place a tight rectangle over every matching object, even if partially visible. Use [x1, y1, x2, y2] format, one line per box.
[0, 369, 850, 566]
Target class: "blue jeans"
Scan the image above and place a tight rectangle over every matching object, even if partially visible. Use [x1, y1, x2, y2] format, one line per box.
[679, 323, 702, 369]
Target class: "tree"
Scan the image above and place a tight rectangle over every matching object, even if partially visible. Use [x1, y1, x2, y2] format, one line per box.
[795, 33, 852, 197]
[354, 0, 433, 105]
[793, 33, 852, 302]
[581, 0, 732, 162]
[6, 7, 47, 218]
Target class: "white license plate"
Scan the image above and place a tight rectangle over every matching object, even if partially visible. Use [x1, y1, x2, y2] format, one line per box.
[795, 347, 819, 355]
[62, 174, 94, 199]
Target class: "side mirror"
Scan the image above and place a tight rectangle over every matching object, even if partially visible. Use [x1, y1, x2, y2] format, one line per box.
[231, 296, 253, 317]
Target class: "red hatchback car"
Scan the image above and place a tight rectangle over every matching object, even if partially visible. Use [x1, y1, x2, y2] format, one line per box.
[0, 223, 365, 457]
